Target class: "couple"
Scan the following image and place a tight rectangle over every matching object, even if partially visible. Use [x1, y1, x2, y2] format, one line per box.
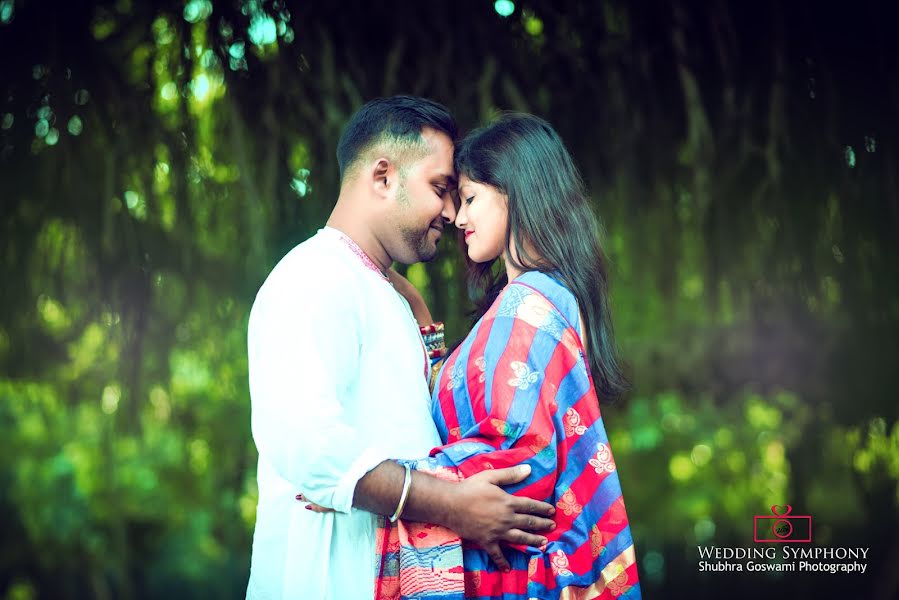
[246, 96, 640, 599]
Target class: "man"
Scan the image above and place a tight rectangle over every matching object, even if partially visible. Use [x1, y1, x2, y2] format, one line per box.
[246, 96, 555, 599]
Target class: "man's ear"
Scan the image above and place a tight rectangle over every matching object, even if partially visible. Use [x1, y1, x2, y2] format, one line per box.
[371, 158, 397, 199]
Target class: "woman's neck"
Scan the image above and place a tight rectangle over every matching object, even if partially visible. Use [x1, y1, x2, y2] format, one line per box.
[503, 254, 523, 282]
[505, 266, 522, 281]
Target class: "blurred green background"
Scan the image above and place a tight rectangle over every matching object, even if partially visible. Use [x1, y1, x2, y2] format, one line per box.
[1, 0, 897, 598]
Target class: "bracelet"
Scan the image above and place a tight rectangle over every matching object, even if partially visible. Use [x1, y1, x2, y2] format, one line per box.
[389, 463, 413, 523]
[420, 322, 445, 360]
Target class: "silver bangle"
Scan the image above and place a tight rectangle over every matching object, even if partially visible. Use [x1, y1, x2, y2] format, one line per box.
[389, 463, 412, 523]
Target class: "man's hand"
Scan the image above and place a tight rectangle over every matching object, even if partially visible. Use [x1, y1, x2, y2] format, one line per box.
[341, 460, 557, 572]
[439, 465, 555, 571]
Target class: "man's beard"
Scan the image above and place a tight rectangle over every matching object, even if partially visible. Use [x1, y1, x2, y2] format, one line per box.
[396, 185, 441, 262]
[399, 222, 440, 262]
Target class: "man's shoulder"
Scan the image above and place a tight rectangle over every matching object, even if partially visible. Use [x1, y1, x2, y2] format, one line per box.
[253, 231, 360, 310]
[274, 229, 343, 271]
[273, 230, 356, 279]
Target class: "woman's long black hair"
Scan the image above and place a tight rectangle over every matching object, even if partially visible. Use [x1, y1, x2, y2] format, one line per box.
[454, 113, 629, 402]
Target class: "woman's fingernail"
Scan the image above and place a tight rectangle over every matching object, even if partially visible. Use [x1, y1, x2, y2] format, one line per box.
[296, 494, 303, 501]
[503, 566, 511, 573]
[304, 504, 312, 510]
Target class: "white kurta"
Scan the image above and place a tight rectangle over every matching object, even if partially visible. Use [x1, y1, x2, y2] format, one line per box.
[245, 227, 442, 600]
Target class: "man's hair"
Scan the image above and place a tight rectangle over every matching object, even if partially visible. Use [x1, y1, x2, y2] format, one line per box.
[336, 95, 457, 182]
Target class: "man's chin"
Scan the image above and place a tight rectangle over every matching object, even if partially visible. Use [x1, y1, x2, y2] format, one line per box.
[399, 229, 441, 263]
[417, 246, 439, 262]
[415, 238, 440, 262]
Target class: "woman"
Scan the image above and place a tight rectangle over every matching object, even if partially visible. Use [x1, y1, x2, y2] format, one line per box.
[375, 114, 640, 600]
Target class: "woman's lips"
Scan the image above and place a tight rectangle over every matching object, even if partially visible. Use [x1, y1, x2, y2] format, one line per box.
[464, 230, 474, 241]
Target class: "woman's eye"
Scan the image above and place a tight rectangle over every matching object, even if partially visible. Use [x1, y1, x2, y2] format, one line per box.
[464, 196, 474, 205]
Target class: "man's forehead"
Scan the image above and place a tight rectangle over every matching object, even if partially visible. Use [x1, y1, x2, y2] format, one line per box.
[420, 125, 451, 143]
[418, 129, 456, 177]
[420, 128, 454, 153]
[431, 169, 457, 184]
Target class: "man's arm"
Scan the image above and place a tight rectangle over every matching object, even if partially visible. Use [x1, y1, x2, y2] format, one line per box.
[249, 273, 393, 513]
[255, 269, 553, 570]
[353, 461, 556, 571]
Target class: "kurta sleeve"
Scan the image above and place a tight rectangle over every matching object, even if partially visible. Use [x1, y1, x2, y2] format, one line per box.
[248, 274, 390, 514]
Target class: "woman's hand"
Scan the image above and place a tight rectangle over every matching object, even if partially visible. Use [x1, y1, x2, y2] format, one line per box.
[387, 267, 433, 325]
[296, 494, 334, 513]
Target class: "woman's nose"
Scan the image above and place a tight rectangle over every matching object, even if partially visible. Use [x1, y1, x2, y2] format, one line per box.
[455, 204, 467, 229]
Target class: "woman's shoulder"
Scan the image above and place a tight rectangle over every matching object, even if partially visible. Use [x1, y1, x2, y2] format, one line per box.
[514, 270, 572, 297]
[485, 271, 578, 341]
[502, 271, 578, 318]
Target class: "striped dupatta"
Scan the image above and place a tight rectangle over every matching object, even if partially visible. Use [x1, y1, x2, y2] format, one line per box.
[375, 271, 641, 600]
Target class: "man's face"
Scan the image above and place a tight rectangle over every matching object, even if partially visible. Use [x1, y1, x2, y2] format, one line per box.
[387, 128, 457, 264]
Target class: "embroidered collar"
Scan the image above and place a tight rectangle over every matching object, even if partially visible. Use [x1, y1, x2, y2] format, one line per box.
[332, 228, 389, 280]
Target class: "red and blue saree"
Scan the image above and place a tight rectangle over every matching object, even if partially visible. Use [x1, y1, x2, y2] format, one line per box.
[375, 271, 641, 600]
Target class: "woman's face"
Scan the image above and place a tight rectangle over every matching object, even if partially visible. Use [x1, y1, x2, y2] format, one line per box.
[455, 175, 509, 264]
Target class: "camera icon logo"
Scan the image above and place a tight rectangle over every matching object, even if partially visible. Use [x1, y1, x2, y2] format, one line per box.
[753, 504, 812, 543]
